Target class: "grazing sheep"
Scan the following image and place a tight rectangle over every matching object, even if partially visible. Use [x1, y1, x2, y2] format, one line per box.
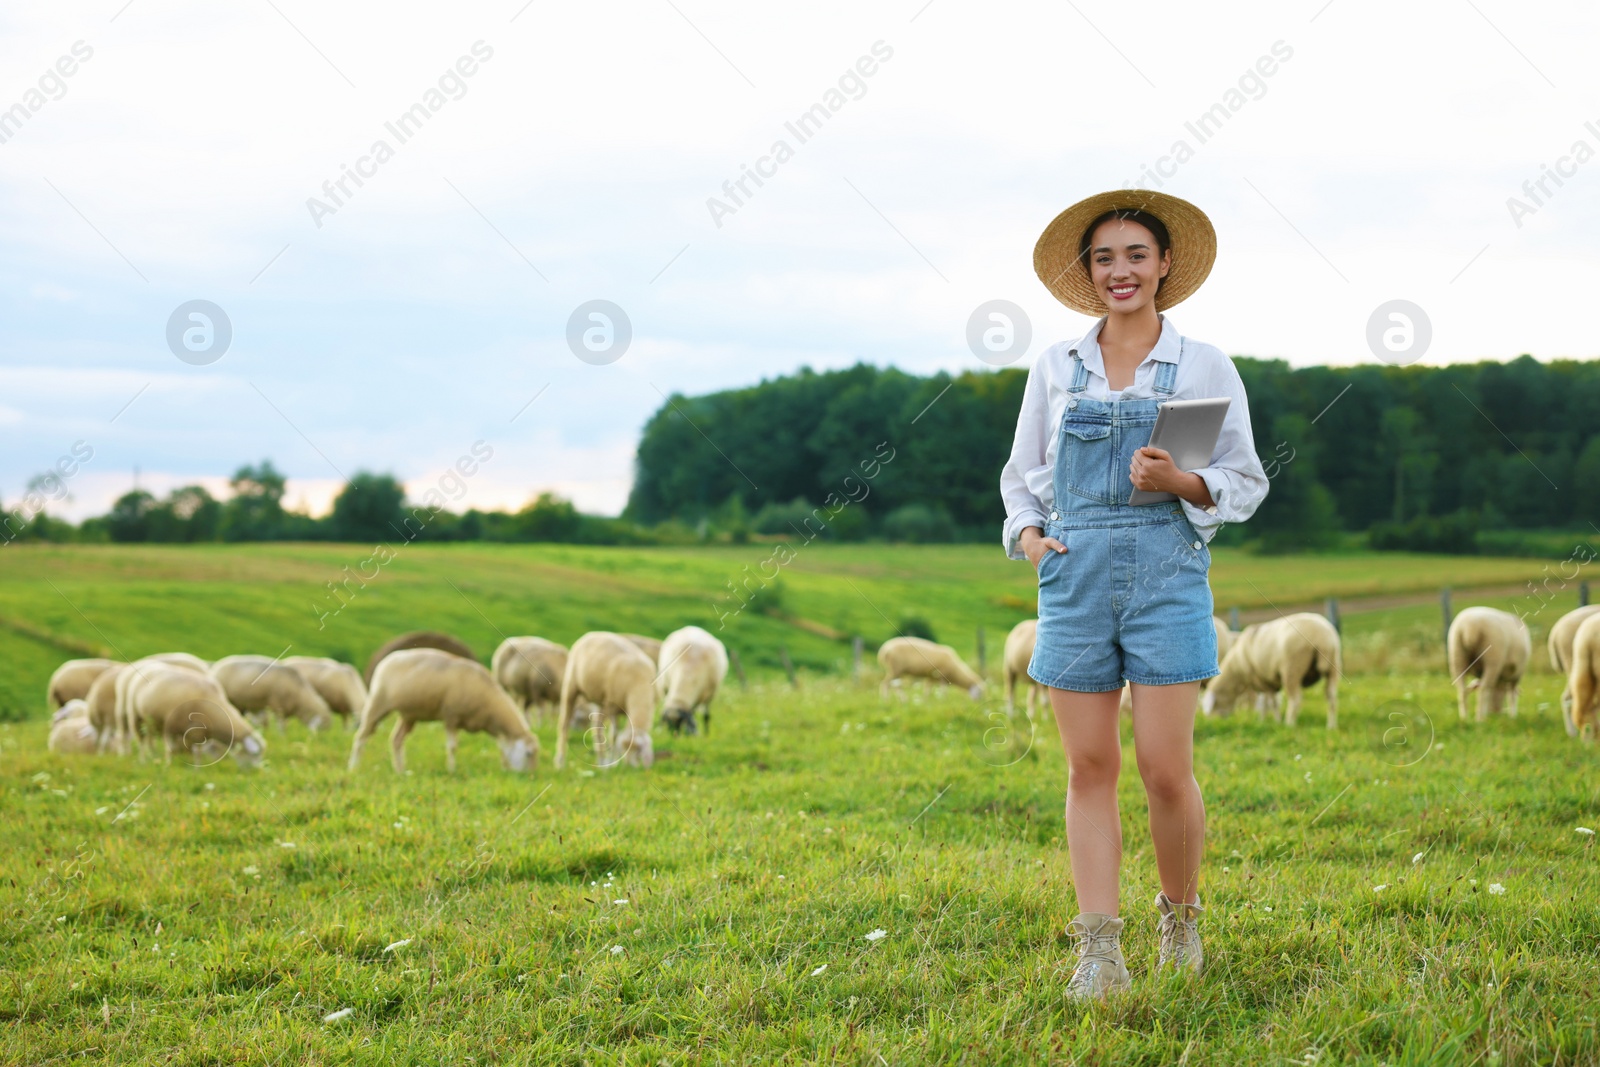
[283, 656, 367, 726]
[1201, 612, 1341, 728]
[145, 651, 210, 672]
[556, 632, 658, 770]
[1004, 620, 1042, 718]
[364, 631, 476, 685]
[210, 655, 334, 732]
[491, 637, 569, 725]
[349, 648, 537, 774]
[1447, 605, 1532, 723]
[48, 699, 99, 754]
[655, 625, 729, 735]
[85, 663, 129, 747]
[123, 664, 264, 766]
[1550, 605, 1600, 731]
[46, 658, 118, 709]
[622, 633, 663, 665]
[877, 636, 985, 702]
[1568, 613, 1600, 739]
[1119, 616, 1235, 713]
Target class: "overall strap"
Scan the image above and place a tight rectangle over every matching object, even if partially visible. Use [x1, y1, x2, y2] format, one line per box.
[1153, 338, 1181, 396]
[1067, 348, 1090, 393]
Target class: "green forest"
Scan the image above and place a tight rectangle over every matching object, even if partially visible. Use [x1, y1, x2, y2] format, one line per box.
[7, 353, 1599, 556]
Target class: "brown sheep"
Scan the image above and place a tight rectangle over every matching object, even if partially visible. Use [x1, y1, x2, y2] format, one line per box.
[364, 631, 476, 685]
[492, 637, 569, 725]
[556, 632, 657, 770]
[877, 636, 985, 702]
[123, 664, 265, 767]
[349, 648, 538, 774]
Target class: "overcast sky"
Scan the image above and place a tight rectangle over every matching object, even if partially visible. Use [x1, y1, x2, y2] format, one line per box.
[3, 0, 1597, 520]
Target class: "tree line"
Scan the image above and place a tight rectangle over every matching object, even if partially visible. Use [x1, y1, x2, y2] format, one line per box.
[6, 353, 1598, 554]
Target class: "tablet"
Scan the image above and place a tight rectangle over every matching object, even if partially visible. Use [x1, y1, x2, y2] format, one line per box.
[1129, 396, 1231, 505]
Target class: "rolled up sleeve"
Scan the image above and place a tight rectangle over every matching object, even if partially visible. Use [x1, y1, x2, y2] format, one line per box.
[1180, 356, 1269, 543]
[1000, 360, 1051, 561]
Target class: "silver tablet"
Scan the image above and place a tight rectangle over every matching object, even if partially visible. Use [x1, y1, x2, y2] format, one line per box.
[1128, 396, 1231, 505]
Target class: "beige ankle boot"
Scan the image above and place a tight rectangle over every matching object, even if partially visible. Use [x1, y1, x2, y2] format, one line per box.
[1064, 912, 1131, 1001]
[1154, 891, 1204, 973]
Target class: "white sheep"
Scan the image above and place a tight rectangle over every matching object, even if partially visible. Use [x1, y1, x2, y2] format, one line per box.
[48, 699, 99, 754]
[47, 658, 118, 709]
[491, 637, 569, 726]
[622, 633, 663, 665]
[1201, 612, 1341, 728]
[85, 663, 128, 750]
[348, 648, 538, 774]
[1567, 612, 1600, 739]
[655, 625, 729, 735]
[1549, 605, 1600, 732]
[284, 656, 368, 727]
[877, 636, 985, 702]
[1119, 616, 1235, 713]
[122, 664, 265, 766]
[210, 655, 334, 732]
[109, 655, 209, 756]
[146, 651, 210, 672]
[1447, 605, 1531, 723]
[556, 631, 658, 770]
[1003, 620, 1042, 718]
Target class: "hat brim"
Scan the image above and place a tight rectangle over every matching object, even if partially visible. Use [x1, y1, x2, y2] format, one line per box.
[1034, 189, 1216, 316]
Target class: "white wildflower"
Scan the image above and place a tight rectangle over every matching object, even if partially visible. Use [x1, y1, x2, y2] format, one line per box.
[811, 964, 827, 976]
[610, 945, 624, 956]
[95, 807, 109, 815]
[1577, 827, 1595, 836]
[204, 782, 215, 791]
[56, 916, 66, 923]
[242, 866, 258, 876]
[1412, 852, 1425, 866]
[1294, 754, 1302, 761]
[864, 929, 887, 942]
[323, 1008, 353, 1022]
[382, 939, 411, 954]
[1373, 884, 1387, 892]
[1488, 883, 1506, 895]
[613, 899, 629, 906]
[277, 841, 296, 849]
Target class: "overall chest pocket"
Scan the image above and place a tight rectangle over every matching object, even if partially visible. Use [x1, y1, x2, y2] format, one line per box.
[1058, 414, 1119, 505]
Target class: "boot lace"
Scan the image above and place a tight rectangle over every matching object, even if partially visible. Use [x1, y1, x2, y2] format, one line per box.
[1065, 920, 1121, 996]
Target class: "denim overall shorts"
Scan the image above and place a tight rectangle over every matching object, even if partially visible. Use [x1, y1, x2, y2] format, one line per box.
[1026, 339, 1219, 693]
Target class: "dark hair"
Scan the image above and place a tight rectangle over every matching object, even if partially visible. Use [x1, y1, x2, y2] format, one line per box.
[1077, 208, 1171, 296]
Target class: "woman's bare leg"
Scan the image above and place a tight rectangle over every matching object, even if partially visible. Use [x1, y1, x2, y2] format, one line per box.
[1129, 681, 1205, 904]
[1048, 686, 1125, 915]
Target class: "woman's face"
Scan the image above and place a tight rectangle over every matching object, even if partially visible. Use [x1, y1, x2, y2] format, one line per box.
[1086, 217, 1170, 316]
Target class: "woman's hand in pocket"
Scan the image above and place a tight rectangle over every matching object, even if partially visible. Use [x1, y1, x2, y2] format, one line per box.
[1022, 528, 1068, 572]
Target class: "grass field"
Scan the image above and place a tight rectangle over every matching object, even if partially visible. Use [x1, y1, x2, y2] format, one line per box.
[3, 543, 1598, 1065]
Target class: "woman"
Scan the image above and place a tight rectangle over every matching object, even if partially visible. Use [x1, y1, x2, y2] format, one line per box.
[999, 190, 1269, 1000]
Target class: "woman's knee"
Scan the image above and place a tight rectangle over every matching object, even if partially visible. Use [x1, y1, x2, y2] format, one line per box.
[1066, 747, 1121, 788]
[1138, 761, 1194, 806]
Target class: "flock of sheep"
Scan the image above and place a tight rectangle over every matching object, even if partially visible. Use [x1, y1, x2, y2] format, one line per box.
[994, 603, 1600, 737]
[43, 625, 731, 772]
[39, 600, 1600, 771]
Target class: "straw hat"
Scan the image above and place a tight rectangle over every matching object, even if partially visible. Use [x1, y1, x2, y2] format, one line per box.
[1033, 189, 1216, 316]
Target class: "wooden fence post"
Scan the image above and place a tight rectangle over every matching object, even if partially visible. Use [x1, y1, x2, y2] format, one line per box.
[779, 644, 798, 689]
[1229, 605, 1240, 632]
[976, 626, 986, 678]
[1325, 596, 1340, 635]
[852, 635, 863, 682]
[730, 648, 748, 690]
[1582, 580, 1591, 607]
[1441, 587, 1452, 644]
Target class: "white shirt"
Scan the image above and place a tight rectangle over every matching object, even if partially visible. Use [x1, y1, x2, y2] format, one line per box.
[999, 312, 1269, 561]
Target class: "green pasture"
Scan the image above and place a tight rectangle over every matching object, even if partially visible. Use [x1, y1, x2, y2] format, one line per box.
[2, 543, 1597, 1065]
